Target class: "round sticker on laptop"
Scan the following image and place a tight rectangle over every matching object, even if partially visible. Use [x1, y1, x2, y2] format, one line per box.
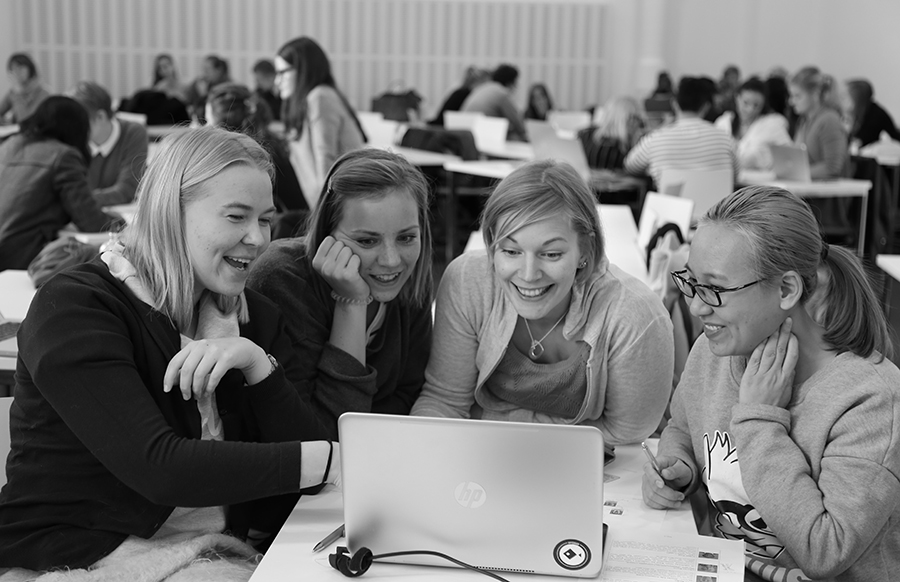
[553, 539, 591, 570]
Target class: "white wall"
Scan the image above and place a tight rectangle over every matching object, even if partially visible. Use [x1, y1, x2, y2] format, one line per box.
[2, 0, 899, 120]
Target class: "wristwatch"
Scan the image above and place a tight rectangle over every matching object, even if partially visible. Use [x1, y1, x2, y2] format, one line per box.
[266, 353, 279, 376]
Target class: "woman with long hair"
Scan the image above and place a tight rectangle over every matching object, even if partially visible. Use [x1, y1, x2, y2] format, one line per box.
[247, 148, 433, 439]
[413, 160, 673, 446]
[578, 96, 646, 170]
[275, 37, 365, 208]
[151, 53, 189, 104]
[842, 78, 900, 148]
[0, 127, 338, 579]
[644, 186, 900, 581]
[714, 76, 791, 170]
[0, 95, 120, 270]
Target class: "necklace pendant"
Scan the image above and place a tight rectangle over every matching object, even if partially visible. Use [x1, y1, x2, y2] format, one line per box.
[529, 342, 544, 359]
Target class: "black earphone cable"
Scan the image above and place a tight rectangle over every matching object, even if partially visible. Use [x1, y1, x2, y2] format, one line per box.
[330, 545, 511, 581]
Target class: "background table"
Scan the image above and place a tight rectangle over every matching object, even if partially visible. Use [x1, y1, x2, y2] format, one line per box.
[739, 172, 872, 255]
[0, 270, 37, 393]
[250, 441, 695, 581]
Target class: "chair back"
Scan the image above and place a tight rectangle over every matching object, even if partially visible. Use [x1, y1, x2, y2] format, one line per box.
[637, 192, 695, 250]
[658, 168, 733, 221]
[597, 204, 649, 284]
[443, 111, 484, 133]
[471, 116, 509, 152]
[0, 396, 12, 489]
[359, 114, 401, 147]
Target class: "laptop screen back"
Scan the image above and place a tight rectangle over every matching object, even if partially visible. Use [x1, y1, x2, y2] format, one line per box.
[769, 144, 812, 182]
[339, 413, 606, 577]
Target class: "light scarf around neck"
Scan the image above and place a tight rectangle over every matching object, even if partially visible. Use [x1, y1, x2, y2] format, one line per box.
[101, 243, 250, 440]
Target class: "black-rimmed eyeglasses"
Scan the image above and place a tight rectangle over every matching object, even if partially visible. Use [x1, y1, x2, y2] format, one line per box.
[670, 269, 764, 307]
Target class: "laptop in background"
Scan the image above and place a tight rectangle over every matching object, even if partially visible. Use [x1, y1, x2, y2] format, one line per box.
[527, 120, 593, 184]
[769, 144, 812, 182]
[339, 413, 606, 578]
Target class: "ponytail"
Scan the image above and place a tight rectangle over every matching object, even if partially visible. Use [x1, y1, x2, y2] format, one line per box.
[705, 186, 893, 360]
[814, 244, 892, 360]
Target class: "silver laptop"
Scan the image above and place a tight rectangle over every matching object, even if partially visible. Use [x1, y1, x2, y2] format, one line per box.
[339, 413, 606, 578]
[527, 120, 593, 184]
[769, 144, 812, 182]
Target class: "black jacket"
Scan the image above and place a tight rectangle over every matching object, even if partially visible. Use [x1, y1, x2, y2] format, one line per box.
[0, 259, 328, 569]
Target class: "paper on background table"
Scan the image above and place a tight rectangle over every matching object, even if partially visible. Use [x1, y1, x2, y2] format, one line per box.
[600, 531, 744, 581]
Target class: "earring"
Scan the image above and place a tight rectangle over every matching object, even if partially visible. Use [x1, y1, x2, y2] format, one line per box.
[578, 259, 587, 269]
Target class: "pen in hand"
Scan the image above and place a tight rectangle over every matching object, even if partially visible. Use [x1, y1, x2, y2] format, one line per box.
[313, 523, 345, 553]
[641, 441, 665, 482]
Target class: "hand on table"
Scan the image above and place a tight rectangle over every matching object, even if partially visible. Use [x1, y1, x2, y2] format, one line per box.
[642, 455, 692, 509]
[739, 317, 798, 408]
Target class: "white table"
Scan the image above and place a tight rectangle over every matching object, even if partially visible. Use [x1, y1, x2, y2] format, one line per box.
[250, 441, 696, 581]
[441, 161, 647, 267]
[0, 270, 37, 387]
[738, 171, 872, 255]
[479, 141, 535, 161]
[376, 145, 462, 167]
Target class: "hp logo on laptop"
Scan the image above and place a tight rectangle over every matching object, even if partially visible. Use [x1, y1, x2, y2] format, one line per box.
[455, 481, 487, 509]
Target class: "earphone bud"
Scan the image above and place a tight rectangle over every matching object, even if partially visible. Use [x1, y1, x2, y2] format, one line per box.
[329, 546, 374, 577]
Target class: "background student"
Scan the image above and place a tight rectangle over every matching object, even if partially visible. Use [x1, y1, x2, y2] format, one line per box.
[0, 96, 121, 271]
[644, 186, 900, 582]
[247, 148, 433, 440]
[204, 82, 307, 230]
[461, 63, 528, 141]
[625, 76, 738, 188]
[714, 76, 791, 171]
[412, 160, 673, 446]
[0, 52, 49, 124]
[69, 80, 148, 205]
[0, 127, 338, 579]
[275, 36, 366, 209]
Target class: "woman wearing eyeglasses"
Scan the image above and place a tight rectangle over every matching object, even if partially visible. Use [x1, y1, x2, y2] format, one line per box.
[643, 185, 900, 582]
[274, 37, 366, 209]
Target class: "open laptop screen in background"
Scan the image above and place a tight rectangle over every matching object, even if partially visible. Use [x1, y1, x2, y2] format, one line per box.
[339, 413, 606, 578]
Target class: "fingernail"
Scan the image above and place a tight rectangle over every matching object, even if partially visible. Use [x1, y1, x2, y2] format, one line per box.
[656, 480, 663, 488]
[163, 384, 169, 393]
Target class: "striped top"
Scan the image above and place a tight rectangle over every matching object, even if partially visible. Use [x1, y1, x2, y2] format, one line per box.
[624, 117, 737, 187]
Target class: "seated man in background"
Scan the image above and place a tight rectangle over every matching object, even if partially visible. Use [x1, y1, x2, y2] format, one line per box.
[461, 63, 527, 141]
[70, 81, 147, 206]
[252, 59, 282, 121]
[625, 76, 737, 189]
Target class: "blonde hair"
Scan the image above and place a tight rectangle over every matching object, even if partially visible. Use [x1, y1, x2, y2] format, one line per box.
[122, 126, 274, 331]
[702, 185, 891, 359]
[790, 66, 842, 113]
[481, 159, 604, 284]
[593, 96, 643, 151]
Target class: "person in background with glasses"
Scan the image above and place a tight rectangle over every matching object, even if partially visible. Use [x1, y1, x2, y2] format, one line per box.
[274, 36, 366, 210]
[643, 185, 900, 582]
[413, 160, 674, 448]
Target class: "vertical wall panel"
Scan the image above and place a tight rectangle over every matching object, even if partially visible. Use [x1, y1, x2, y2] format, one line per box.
[12, 0, 607, 112]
